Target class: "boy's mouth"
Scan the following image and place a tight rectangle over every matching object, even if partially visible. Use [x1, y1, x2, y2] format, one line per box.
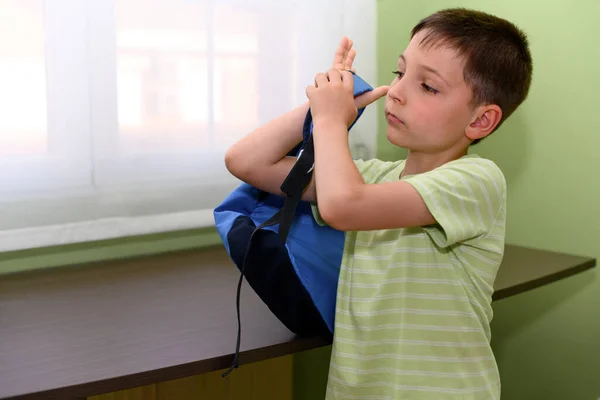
[386, 111, 404, 126]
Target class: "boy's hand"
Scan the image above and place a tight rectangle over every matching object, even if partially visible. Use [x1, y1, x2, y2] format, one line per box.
[306, 68, 357, 128]
[326, 36, 390, 118]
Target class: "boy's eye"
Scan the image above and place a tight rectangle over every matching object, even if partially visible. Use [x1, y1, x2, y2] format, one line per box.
[421, 83, 439, 95]
[393, 70, 439, 95]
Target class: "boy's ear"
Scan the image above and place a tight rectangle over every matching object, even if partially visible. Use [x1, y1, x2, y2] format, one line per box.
[465, 104, 502, 141]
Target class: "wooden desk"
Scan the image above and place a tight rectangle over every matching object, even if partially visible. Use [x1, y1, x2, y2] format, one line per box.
[0, 244, 595, 399]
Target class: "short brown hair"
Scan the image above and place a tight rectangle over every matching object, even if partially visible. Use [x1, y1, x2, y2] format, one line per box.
[412, 8, 533, 144]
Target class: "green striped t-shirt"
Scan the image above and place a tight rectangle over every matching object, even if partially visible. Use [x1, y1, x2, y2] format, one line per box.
[313, 154, 506, 400]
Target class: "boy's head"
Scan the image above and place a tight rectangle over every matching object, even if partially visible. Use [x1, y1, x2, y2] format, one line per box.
[385, 8, 533, 152]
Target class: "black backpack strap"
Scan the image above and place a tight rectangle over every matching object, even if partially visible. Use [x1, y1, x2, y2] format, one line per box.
[222, 117, 315, 377]
[278, 135, 315, 242]
[221, 209, 283, 377]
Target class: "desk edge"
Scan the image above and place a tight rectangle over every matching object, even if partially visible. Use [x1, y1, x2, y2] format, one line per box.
[3, 335, 331, 400]
[492, 257, 596, 301]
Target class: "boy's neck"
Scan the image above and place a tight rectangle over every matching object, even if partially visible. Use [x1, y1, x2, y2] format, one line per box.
[400, 147, 469, 178]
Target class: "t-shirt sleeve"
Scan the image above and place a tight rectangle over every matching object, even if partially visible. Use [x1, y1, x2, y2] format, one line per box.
[403, 157, 506, 247]
[311, 158, 383, 226]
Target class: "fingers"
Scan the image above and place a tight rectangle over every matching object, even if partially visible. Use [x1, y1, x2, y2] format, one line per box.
[333, 38, 346, 68]
[328, 68, 342, 83]
[314, 72, 329, 87]
[333, 36, 354, 69]
[345, 49, 356, 71]
[340, 69, 354, 89]
[315, 69, 346, 86]
[308, 68, 355, 98]
[368, 85, 390, 98]
[354, 85, 390, 108]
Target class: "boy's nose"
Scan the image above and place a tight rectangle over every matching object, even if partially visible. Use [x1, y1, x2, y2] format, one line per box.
[388, 80, 407, 105]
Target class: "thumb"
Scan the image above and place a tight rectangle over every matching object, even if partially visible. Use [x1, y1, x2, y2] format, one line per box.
[354, 85, 389, 109]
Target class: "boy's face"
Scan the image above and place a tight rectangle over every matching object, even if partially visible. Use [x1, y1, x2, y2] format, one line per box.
[384, 30, 477, 153]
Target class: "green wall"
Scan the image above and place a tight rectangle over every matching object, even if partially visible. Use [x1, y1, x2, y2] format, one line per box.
[388, 1, 600, 399]
[295, 1, 600, 399]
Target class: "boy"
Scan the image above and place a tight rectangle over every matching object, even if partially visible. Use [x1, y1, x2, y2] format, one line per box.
[225, 7, 532, 400]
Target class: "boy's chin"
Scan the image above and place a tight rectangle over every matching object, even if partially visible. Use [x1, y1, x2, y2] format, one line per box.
[386, 126, 410, 149]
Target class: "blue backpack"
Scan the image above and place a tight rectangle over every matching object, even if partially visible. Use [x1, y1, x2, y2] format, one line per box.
[214, 73, 373, 375]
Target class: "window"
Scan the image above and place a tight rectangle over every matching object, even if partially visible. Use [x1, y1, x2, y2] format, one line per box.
[0, 0, 377, 252]
[0, 0, 91, 197]
[0, 1, 47, 157]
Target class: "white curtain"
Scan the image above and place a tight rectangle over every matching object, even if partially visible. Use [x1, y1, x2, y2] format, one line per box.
[0, 0, 377, 252]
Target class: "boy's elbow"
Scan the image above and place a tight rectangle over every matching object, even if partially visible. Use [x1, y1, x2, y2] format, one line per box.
[319, 208, 344, 231]
[224, 144, 248, 180]
[318, 192, 358, 231]
[320, 209, 352, 231]
[224, 146, 238, 174]
[225, 142, 270, 185]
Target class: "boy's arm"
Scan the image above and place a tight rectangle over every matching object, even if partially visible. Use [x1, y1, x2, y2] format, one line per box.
[224, 101, 317, 201]
[312, 110, 504, 234]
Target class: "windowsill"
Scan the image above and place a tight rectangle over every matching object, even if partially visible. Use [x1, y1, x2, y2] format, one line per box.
[0, 225, 221, 276]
